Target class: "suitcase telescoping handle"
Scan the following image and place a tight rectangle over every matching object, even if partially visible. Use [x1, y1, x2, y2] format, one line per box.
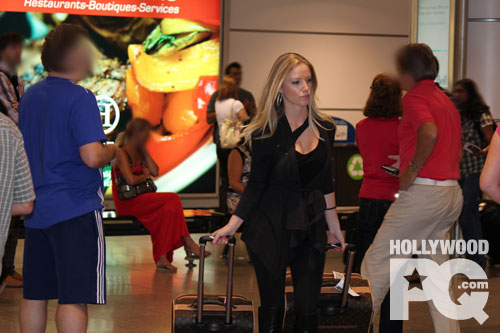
[197, 236, 236, 325]
[326, 243, 357, 308]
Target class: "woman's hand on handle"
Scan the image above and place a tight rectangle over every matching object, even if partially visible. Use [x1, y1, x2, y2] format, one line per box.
[212, 215, 244, 245]
[328, 230, 346, 253]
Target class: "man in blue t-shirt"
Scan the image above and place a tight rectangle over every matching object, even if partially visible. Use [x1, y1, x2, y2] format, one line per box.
[18, 24, 118, 332]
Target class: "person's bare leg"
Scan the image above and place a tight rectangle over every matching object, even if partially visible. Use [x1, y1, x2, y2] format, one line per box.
[156, 254, 177, 271]
[183, 236, 211, 257]
[19, 299, 48, 333]
[56, 303, 88, 333]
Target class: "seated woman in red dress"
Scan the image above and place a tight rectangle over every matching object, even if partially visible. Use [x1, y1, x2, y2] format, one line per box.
[112, 118, 210, 272]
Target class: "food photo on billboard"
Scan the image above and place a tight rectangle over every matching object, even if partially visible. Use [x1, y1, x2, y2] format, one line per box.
[0, 0, 221, 198]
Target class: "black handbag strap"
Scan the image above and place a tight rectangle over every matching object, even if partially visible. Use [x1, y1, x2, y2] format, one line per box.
[112, 166, 123, 186]
[123, 149, 134, 166]
[114, 149, 144, 185]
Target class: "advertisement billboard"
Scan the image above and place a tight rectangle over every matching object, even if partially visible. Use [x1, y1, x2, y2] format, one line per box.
[0, 0, 221, 199]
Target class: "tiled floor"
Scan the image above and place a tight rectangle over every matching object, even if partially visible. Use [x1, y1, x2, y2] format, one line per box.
[0, 234, 499, 332]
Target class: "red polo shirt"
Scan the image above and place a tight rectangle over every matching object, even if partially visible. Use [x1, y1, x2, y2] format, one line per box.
[356, 117, 400, 201]
[399, 80, 461, 180]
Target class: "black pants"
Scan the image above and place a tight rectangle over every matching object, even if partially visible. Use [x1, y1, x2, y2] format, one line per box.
[249, 242, 325, 314]
[459, 173, 486, 267]
[357, 198, 402, 333]
[357, 198, 393, 267]
[216, 145, 231, 214]
[1, 216, 21, 279]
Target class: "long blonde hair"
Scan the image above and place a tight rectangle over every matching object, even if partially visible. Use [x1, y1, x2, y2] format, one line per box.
[244, 53, 334, 142]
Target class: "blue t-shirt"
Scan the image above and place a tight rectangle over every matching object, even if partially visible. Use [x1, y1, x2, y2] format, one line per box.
[19, 76, 107, 229]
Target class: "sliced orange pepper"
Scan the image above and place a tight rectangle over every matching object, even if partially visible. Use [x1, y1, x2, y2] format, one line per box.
[128, 39, 219, 93]
[146, 125, 212, 176]
[144, 76, 218, 176]
[125, 67, 164, 126]
[162, 90, 198, 133]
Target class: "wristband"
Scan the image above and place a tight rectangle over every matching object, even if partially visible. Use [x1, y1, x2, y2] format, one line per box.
[325, 206, 337, 211]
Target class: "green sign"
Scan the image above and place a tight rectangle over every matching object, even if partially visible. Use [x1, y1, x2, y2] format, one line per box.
[103, 165, 112, 193]
[347, 154, 363, 180]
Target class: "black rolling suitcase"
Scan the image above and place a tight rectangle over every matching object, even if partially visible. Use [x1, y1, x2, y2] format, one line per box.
[172, 236, 254, 332]
[284, 244, 373, 332]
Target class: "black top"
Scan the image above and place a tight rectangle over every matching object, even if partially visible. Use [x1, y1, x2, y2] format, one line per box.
[296, 142, 326, 188]
[234, 115, 336, 277]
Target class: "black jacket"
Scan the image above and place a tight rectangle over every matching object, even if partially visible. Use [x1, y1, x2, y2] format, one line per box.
[234, 115, 336, 277]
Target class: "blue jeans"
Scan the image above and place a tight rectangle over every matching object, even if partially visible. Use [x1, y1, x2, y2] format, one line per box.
[358, 198, 402, 333]
[459, 172, 486, 267]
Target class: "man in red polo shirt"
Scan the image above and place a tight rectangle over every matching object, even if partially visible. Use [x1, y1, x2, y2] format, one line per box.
[361, 44, 463, 333]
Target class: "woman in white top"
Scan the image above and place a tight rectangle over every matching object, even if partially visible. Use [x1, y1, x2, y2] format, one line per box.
[215, 76, 250, 213]
[215, 75, 250, 134]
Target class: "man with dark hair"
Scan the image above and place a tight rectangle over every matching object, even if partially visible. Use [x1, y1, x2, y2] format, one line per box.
[224, 61, 242, 83]
[395, 43, 438, 81]
[362, 43, 463, 333]
[206, 62, 256, 213]
[0, 31, 26, 290]
[18, 24, 119, 332]
[208, 62, 256, 121]
[225, 61, 241, 73]
[0, 32, 24, 123]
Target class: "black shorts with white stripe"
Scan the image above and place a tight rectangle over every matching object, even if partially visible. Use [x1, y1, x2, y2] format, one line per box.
[23, 210, 106, 304]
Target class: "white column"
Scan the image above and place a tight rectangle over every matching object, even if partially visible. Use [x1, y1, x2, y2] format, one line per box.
[466, 0, 500, 118]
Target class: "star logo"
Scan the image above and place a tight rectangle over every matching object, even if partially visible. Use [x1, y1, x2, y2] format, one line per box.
[404, 268, 427, 290]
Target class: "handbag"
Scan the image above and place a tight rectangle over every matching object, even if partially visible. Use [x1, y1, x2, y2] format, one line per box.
[115, 151, 157, 200]
[116, 176, 157, 200]
[219, 99, 243, 149]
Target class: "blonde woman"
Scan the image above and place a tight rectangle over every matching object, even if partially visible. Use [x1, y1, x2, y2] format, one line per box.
[213, 53, 345, 332]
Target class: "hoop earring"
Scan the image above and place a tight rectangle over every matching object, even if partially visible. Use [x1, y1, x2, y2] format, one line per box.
[276, 93, 283, 105]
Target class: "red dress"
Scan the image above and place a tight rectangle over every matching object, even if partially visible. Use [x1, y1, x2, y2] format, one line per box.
[112, 165, 190, 263]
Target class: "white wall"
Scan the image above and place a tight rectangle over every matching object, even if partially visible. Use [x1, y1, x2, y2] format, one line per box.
[466, 0, 500, 119]
[224, 0, 410, 126]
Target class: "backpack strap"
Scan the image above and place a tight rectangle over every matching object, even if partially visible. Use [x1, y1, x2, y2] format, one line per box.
[230, 99, 237, 119]
[236, 146, 246, 161]
[123, 149, 134, 166]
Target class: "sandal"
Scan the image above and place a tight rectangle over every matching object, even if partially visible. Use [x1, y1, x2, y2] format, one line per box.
[185, 249, 211, 260]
